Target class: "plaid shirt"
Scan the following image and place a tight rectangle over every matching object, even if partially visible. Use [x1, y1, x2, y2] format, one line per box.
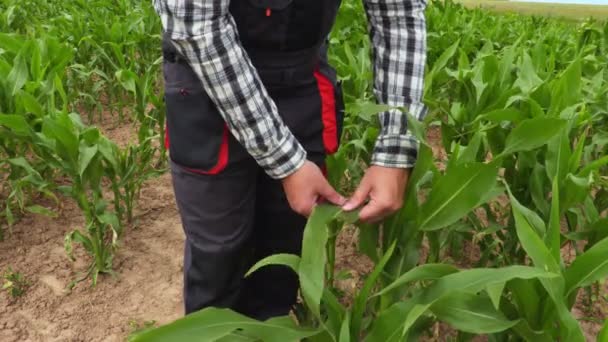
[154, 0, 427, 179]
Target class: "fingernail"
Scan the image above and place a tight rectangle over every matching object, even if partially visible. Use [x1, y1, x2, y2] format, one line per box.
[343, 201, 354, 211]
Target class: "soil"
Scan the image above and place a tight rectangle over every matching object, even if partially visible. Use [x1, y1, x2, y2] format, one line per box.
[0, 121, 605, 342]
[0, 174, 184, 342]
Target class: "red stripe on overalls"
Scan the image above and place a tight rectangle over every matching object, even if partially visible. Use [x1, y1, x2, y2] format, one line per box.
[164, 123, 170, 150]
[313, 71, 339, 155]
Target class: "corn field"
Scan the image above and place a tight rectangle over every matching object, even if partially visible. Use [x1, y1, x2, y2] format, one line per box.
[1, 0, 607, 341]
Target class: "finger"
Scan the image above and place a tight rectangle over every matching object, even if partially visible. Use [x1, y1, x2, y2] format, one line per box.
[343, 180, 371, 211]
[359, 199, 391, 223]
[318, 180, 346, 206]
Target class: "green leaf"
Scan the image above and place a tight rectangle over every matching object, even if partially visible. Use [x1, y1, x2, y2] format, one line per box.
[470, 65, 486, 106]
[458, 132, 482, 163]
[549, 59, 581, 115]
[514, 53, 544, 95]
[7, 52, 28, 96]
[78, 145, 98, 177]
[66, 229, 94, 257]
[338, 313, 351, 342]
[509, 190, 546, 237]
[419, 161, 499, 231]
[500, 117, 566, 157]
[560, 174, 591, 212]
[116, 69, 138, 94]
[25, 205, 57, 218]
[546, 178, 561, 262]
[42, 115, 79, 162]
[0, 33, 24, 54]
[508, 279, 541, 327]
[0, 114, 32, 136]
[486, 282, 505, 310]
[425, 39, 459, 94]
[430, 292, 518, 334]
[366, 301, 415, 342]
[546, 130, 571, 184]
[246, 254, 300, 277]
[398, 266, 558, 337]
[18, 91, 44, 117]
[406, 112, 428, 145]
[564, 236, 608, 295]
[530, 163, 550, 216]
[358, 223, 379, 262]
[131, 308, 319, 342]
[8, 157, 38, 175]
[376, 264, 460, 297]
[568, 132, 587, 173]
[476, 108, 526, 124]
[599, 319, 608, 342]
[354, 102, 394, 117]
[351, 242, 396, 337]
[579, 155, 608, 177]
[507, 186, 585, 341]
[299, 204, 341, 318]
[507, 187, 560, 273]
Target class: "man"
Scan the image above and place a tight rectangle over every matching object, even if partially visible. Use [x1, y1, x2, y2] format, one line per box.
[154, 0, 427, 320]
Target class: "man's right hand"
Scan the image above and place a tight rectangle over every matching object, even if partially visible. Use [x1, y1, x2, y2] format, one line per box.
[282, 161, 346, 217]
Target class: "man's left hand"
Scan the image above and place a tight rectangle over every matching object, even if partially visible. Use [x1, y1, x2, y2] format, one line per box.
[342, 166, 410, 223]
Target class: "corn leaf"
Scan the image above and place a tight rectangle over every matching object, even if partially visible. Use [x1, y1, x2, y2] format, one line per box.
[246, 254, 300, 277]
[130, 308, 319, 342]
[508, 186, 585, 341]
[299, 204, 341, 318]
[419, 161, 499, 231]
[350, 242, 396, 337]
[599, 319, 608, 342]
[376, 264, 459, 297]
[430, 291, 519, 334]
[500, 117, 566, 157]
[564, 236, 608, 296]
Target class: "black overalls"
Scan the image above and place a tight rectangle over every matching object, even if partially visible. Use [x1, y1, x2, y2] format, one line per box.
[162, 0, 343, 319]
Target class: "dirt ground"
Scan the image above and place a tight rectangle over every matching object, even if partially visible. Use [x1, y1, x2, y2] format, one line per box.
[0, 173, 184, 342]
[0, 124, 605, 341]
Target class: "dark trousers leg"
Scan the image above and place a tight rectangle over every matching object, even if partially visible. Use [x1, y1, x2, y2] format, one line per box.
[171, 159, 258, 314]
[235, 171, 306, 321]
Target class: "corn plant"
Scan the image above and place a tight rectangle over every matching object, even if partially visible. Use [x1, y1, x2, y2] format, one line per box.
[2, 267, 28, 298]
[0, 21, 162, 282]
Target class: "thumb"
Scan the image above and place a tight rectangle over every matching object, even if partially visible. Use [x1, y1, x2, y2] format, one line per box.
[318, 179, 346, 206]
[343, 180, 371, 211]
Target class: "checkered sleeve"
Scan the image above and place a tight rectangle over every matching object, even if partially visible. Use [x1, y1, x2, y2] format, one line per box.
[153, 0, 306, 179]
[364, 0, 428, 169]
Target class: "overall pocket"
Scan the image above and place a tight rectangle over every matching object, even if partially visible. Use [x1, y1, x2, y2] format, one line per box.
[163, 61, 229, 174]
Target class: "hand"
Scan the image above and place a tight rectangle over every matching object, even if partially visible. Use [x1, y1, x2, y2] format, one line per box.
[282, 161, 346, 217]
[343, 166, 410, 223]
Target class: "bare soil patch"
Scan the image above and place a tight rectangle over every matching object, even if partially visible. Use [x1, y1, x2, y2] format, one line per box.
[0, 173, 184, 342]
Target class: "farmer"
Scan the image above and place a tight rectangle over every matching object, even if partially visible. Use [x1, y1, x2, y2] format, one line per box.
[154, 0, 427, 320]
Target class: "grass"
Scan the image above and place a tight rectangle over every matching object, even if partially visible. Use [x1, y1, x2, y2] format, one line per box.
[458, 0, 608, 20]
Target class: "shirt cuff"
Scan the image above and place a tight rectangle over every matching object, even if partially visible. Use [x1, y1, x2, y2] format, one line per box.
[254, 131, 308, 179]
[371, 133, 420, 169]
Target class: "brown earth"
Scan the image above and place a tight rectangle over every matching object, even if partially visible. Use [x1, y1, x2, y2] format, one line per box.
[0, 173, 183, 342]
[0, 122, 605, 341]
